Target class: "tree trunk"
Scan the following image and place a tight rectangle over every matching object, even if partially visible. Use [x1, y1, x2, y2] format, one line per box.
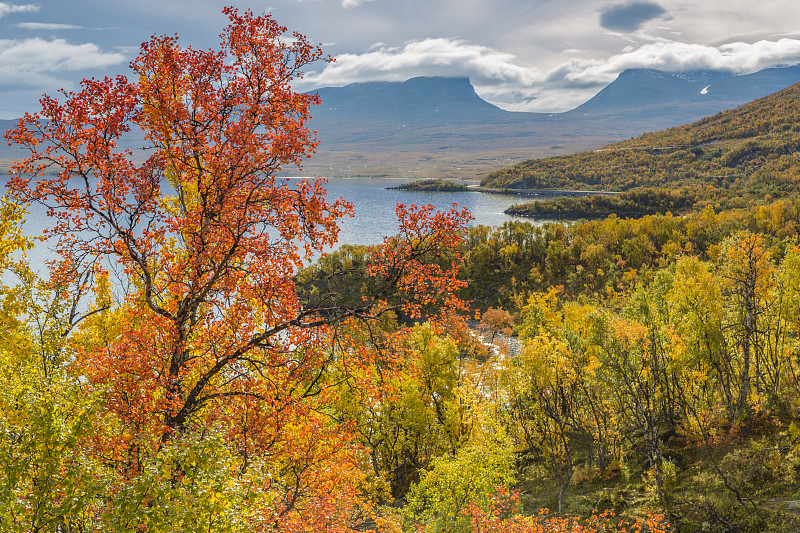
[557, 462, 573, 514]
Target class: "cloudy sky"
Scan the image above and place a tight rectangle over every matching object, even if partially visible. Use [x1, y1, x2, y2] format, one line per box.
[1, 0, 799, 118]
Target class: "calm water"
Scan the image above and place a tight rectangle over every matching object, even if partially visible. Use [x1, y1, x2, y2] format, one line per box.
[313, 177, 530, 247]
[13, 177, 539, 273]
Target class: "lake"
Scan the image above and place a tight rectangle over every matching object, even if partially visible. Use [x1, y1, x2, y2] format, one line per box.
[312, 177, 532, 247]
[12, 177, 542, 274]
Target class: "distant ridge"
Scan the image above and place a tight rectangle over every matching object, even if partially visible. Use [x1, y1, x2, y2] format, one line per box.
[568, 65, 800, 120]
[3, 67, 800, 180]
[311, 76, 509, 124]
[299, 67, 800, 177]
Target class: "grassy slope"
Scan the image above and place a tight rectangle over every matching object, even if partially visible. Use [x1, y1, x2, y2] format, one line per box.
[482, 82, 800, 210]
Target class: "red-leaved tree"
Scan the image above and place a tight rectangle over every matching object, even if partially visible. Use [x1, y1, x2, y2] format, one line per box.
[5, 7, 470, 531]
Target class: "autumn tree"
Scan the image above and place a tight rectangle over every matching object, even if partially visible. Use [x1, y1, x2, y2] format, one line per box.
[403, 406, 514, 533]
[509, 289, 585, 514]
[329, 322, 466, 507]
[5, 8, 469, 531]
[479, 306, 515, 346]
[719, 232, 776, 418]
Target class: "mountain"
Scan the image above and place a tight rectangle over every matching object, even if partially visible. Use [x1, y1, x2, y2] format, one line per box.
[305, 76, 550, 153]
[301, 67, 800, 178]
[3, 67, 800, 180]
[567, 65, 800, 121]
[312, 76, 511, 125]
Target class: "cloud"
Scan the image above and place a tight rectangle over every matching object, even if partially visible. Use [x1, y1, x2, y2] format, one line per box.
[600, 2, 666, 32]
[523, 38, 800, 111]
[559, 39, 800, 85]
[300, 36, 800, 113]
[16, 22, 82, 30]
[0, 2, 37, 17]
[300, 38, 540, 88]
[0, 38, 126, 90]
[342, 0, 373, 8]
[297, 38, 549, 112]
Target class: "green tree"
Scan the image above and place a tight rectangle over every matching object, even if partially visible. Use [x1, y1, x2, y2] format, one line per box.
[0, 199, 105, 532]
[404, 428, 514, 533]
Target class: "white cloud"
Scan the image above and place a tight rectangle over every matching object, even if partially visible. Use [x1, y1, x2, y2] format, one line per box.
[300, 36, 800, 112]
[0, 38, 126, 90]
[0, 2, 37, 17]
[342, 0, 372, 8]
[301, 38, 540, 88]
[17, 22, 81, 30]
[554, 39, 800, 86]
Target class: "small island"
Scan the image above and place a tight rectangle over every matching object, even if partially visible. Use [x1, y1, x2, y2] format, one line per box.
[389, 178, 470, 192]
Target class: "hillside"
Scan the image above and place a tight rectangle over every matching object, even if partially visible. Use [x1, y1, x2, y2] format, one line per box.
[483, 80, 800, 214]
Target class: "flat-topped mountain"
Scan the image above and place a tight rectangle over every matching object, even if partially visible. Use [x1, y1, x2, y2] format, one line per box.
[312, 76, 511, 124]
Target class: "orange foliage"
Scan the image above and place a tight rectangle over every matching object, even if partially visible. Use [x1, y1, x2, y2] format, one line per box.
[4, 7, 470, 531]
[462, 488, 671, 533]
